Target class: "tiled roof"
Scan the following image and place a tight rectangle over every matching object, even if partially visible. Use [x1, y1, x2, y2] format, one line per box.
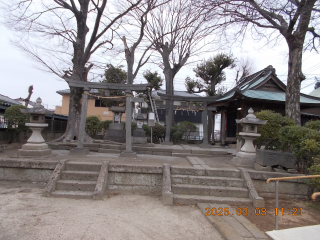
[0, 94, 22, 106]
[216, 66, 320, 105]
[309, 87, 320, 98]
[14, 97, 37, 107]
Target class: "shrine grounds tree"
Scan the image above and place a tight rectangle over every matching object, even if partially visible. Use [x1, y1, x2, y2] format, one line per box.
[234, 57, 257, 83]
[185, 53, 235, 143]
[203, 0, 320, 125]
[145, 0, 218, 142]
[118, 0, 164, 85]
[2, 0, 144, 142]
[136, 70, 163, 111]
[185, 53, 236, 96]
[101, 64, 127, 107]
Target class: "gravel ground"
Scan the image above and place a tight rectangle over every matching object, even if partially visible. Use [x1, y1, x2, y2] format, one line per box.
[0, 181, 223, 240]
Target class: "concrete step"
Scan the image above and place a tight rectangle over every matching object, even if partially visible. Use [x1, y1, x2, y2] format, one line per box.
[171, 175, 245, 188]
[172, 153, 212, 158]
[56, 179, 97, 192]
[173, 194, 252, 206]
[198, 203, 268, 240]
[172, 184, 249, 198]
[61, 170, 99, 181]
[206, 168, 241, 178]
[98, 148, 121, 154]
[51, 190, 93, 199]
[171, 166, 241, 178]
[65, 162, 102, 172]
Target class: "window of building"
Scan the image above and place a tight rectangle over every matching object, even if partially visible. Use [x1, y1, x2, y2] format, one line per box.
[95, 99, 107, 107]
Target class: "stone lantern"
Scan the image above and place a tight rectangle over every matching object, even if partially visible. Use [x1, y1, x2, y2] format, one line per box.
[104, 106, 126, 143]
[233, 108, 267, 167]
[132, 111, 147, 144]
[18, 97, 52, 157]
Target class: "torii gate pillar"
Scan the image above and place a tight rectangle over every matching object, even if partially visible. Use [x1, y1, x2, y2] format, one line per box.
[120, 90, 137, 158]
[70, 88, 90, 155]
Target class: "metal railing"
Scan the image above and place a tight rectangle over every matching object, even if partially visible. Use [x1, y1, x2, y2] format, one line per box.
[267, 175, 320, 230]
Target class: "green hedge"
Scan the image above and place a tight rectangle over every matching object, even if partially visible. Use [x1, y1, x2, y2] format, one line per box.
[255, 110, 294, 149]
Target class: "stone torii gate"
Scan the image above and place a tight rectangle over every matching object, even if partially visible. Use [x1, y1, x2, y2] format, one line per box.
[66, 79, 150, 157]
[157, 93, 219, 148]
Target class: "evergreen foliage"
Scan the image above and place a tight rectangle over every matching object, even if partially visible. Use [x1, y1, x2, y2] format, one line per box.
[4, 105, 29, 132]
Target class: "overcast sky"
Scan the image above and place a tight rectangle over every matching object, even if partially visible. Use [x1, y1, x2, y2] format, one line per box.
[1, 23, 319, 111]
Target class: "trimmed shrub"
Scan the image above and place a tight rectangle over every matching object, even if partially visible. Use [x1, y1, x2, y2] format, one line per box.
[4, 105, 29, 132]
[305, 163, 320, 199]
[254, 110, 294, 149]
[170, 121, 197, 144]
[152, 123, 166, 141]
[305, 120, 320, 131]
[142, 124, 150, 136]
[85, 116, 101, 136]
[122, 121, 137, 133]
[100, 120, 112, 133]
[279, 125, 320, 172]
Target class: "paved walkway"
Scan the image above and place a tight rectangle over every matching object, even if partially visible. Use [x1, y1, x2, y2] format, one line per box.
[266, 225, 320, 240]
[198, 203, 268, 240]
[0, 181, 224, 240]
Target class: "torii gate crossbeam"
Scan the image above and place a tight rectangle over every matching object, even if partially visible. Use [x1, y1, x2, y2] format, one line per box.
[66, 79, 150, 156]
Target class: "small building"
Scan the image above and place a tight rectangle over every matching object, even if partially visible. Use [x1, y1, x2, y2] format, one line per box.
[0, 94, 22, 130]
[13, 97, 37, 108]
[151, 89, 203, 139]
[55, 89, 126, 122]
[0, 93, 68, 133]
[209, 65, 320, 144]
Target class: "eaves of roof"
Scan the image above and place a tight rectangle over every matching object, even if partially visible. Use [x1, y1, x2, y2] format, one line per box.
[0, 94, 22, 106]
[56, 89, 100, 96]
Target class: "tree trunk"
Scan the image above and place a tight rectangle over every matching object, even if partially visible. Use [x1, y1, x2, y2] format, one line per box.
[53, 86, 91, 142]
[163, 68, 174, 142]
[285, 45, 303, 125]
[207, 112, 212, 143]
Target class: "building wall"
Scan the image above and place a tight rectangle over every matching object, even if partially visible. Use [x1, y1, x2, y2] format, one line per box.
[55, 95, 126, 122]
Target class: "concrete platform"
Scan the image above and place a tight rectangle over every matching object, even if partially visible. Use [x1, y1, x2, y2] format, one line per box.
[266, 225, 320, 240]
[198, 203, 268, 240]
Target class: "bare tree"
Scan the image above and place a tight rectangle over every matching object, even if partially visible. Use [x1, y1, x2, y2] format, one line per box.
[145, 0, 218, 142]
[204, 0, 320, 125]
[118, 0, 164, 85]
[2, 0, 143, 141]
[234, 57, 257, 83]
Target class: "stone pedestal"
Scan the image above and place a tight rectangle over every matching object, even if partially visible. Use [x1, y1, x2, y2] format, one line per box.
[199, 143, 212, 149]
[233, 108, 267, 168]
[234, 132, 259, 167]
[18, 123, 52, 157]
[132, 129, 147, 144]
[104, 123, 125, 143]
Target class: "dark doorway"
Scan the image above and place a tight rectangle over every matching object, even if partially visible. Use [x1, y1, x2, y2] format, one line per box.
[227, 111, 237, 137]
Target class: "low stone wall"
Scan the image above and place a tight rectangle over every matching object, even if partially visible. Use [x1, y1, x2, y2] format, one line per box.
[0, 159, 310, 199]
[249, 170, 308, 199]
[107, 164, 163, 195]
[0, 132, 63, 144]
[0, 159, 57, 182]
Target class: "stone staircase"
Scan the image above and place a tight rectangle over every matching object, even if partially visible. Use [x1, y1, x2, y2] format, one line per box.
[51, 162, 101, 199]
[171, 167, 252, 205]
